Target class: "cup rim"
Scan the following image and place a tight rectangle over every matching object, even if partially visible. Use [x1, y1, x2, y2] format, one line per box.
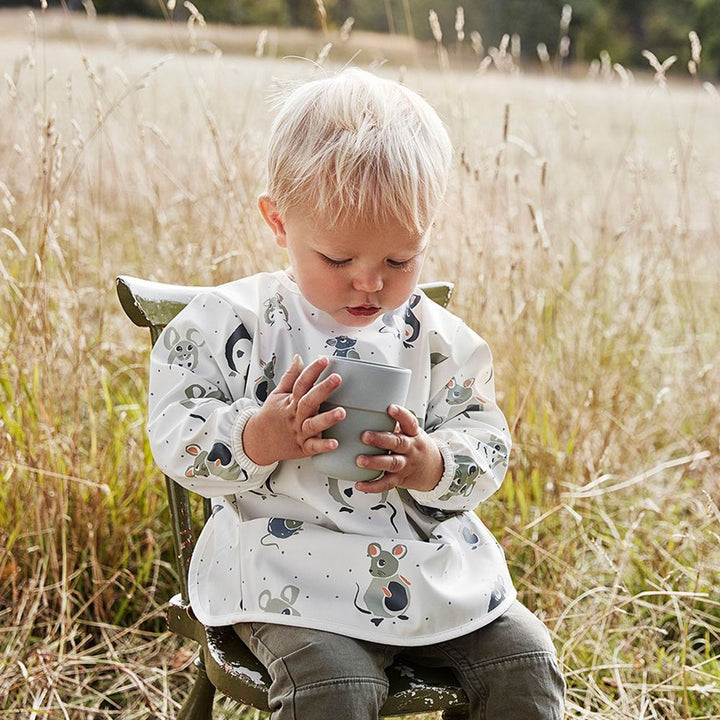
[327, 356, 408, 371]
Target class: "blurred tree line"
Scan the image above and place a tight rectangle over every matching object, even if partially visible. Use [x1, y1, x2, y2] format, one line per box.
[5, 0, 719, 75]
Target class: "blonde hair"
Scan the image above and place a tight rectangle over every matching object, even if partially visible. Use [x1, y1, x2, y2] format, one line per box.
[264, 68, 453, 233]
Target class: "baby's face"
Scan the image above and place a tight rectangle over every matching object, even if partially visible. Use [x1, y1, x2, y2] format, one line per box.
[261, 198, 428, 327]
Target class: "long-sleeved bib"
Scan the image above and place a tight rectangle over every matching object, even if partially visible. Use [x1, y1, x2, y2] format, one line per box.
[147, 270, 515, 645]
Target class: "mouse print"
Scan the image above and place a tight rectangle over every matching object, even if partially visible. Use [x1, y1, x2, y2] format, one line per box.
[379, 311, 404, 340]
[428, 376, 487, 430]
[249, 470, 279, 500]
[254, 354, 277, 403]
[382, 295, 422, 349]
[260, 518, 304, 549]
[439, 454, 484, 501]
[327, 478, 399, 532]
[180, 383, 229, 409]
[263, 293, 292, 330]
[457, 516, 488, 551]
[401, 293, 422, 348]
[224, 322, 252, 377]
[258, 585, 301, 616]
[483, 434, 510, 473]
[325, 335, 360, 358]
[354, 542, 412, 626]
[487, 575, 507, 612]
[327, 477, 356, 513]
[446, 377, 475, 406]
[164, 326, 205, 370]
[185, 442, 246, 482]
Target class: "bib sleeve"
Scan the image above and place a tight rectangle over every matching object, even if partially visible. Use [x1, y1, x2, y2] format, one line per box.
[410, 322, 511, 512]
[147, 291, 277, 498]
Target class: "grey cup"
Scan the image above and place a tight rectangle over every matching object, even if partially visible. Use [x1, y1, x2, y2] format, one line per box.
[312, 357, 412, 482]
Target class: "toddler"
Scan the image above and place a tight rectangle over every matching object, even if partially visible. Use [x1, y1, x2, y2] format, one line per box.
[148, 68, 565, 719]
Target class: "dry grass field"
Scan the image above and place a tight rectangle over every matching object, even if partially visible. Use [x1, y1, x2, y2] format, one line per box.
[0, 6, 719, 719]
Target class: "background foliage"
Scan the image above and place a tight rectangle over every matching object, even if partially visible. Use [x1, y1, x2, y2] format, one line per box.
[2, 0, 720, 75]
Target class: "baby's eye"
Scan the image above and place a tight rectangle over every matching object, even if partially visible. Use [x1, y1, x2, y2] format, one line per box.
[387, 258, 412, 270]
[321, 255, 350, 268]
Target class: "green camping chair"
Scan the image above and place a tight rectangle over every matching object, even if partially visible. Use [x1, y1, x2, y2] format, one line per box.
[116, 274, 470, 720]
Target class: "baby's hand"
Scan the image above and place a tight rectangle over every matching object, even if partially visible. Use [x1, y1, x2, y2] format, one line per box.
[355, 404, 443, 495]
[242, 355, 345, 466]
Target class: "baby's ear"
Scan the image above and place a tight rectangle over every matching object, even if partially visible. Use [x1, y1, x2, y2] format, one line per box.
[258, 195, 287, 247]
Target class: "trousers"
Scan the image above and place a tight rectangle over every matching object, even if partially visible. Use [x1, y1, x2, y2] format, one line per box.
[233, 601, 565, 719]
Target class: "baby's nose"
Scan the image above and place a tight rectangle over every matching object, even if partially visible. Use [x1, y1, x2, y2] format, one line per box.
[352, 269, 383, 293]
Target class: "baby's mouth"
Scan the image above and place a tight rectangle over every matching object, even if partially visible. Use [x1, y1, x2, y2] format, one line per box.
[346, 305, 381, 317]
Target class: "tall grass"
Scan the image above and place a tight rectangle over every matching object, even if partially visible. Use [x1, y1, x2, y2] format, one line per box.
[1, 7, 718, 719]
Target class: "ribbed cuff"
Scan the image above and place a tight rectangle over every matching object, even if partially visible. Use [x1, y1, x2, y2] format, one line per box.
[231, 406, 280, 477]
[408, 440, 456, 504]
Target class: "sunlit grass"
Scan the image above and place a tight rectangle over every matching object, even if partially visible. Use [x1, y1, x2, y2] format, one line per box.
[1, 6, 719, 719]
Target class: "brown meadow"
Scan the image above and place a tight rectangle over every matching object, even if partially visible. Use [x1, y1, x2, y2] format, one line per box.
[0, 7, 719, 718]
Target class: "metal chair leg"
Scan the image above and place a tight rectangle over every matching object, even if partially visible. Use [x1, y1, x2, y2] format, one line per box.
[177, 652, 215, 720]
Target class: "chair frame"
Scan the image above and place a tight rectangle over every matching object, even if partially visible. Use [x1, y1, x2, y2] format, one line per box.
[116, 274, 470, 719]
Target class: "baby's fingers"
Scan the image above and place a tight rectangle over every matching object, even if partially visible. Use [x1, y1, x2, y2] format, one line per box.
[354, 471, 398, 495]
[274, 354, 304, 394]
[361, 429, 411, 453]
[302, 435, 339, 456]
[301, 405, 346, 438]
[292, 356, 333, 400]
[388, 404, 420, 437]
[295, 366, 343, 413]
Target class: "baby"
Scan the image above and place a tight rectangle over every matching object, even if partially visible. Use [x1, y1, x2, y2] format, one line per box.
[148, 68, 565, 719]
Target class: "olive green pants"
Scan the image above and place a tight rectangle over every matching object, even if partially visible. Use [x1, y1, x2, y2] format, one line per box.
[234, 600, 565, 719]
